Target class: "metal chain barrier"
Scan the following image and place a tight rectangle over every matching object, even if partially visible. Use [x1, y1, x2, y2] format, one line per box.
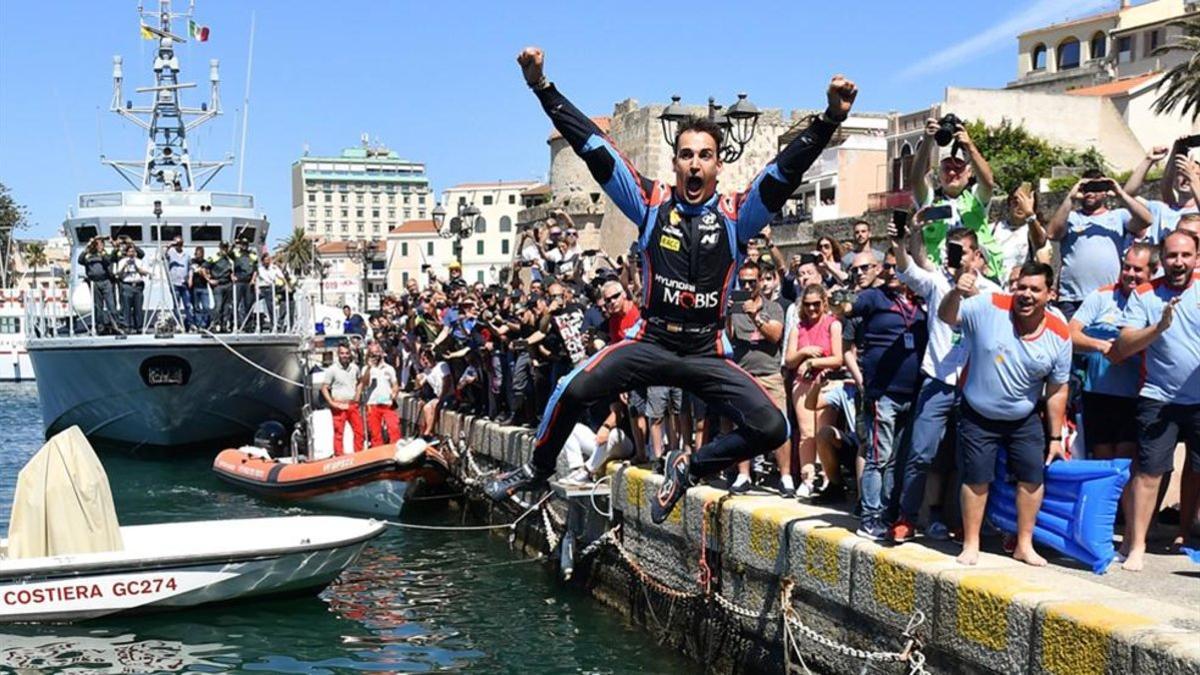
[780, 579, 930, 675]
[446, 433, 929, 673]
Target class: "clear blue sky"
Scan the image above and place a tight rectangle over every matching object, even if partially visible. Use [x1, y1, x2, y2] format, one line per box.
[0, 0, 1112, 243]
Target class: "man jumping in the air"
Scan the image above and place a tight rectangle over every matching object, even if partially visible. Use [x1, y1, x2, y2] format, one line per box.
[485, 46, 857, 523]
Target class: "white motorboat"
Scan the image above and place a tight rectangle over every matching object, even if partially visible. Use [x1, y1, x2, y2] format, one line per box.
[0, 427, 384, 623]
[0, 515, 384, 623]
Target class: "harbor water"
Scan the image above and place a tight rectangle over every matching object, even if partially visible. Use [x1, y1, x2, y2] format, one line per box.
[0, 382, 688, 674]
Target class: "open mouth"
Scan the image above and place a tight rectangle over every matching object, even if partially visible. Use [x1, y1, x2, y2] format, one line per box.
[684, 176, 704, 200]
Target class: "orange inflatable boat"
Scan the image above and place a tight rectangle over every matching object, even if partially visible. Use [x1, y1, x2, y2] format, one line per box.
[212, 438, 449, 517]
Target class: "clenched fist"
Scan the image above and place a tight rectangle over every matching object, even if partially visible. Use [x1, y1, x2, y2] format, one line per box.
[517, 46, 545, 87]
[826, 75, 857, 121]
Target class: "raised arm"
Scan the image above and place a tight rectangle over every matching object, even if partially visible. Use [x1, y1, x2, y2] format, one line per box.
[1046, 179, 1084, 242]
[956, 123, 995, 202]
[1125, 146, 1168, 195]
[1107, 177, 1153, 236]
[731, 75, 855, 242]
[909, 117, 939, 206]
[519, 47, 666, 229]
[938, 269, 978, 328]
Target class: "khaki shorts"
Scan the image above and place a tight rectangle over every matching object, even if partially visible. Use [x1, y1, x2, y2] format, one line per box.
[758, 372, 789, 414]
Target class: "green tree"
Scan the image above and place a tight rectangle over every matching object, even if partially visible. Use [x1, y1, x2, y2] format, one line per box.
[0, 182, 30, 288]
[22, 241, 47, 288]
[1153, 18, 1200, 121]
[274, 227, 314, 279]
[965, 119, 1107, 193]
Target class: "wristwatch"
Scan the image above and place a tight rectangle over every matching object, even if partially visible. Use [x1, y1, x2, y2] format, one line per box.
[753, 314, 766, 328]
[1048, 435, 1063, 442]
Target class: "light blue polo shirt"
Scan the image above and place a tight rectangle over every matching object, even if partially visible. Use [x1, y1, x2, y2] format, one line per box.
[1072, 284, 1140, 398]
[1132, 200, 1196, 248]
[959, 292, 1073, 421]
[1117, 273, 1200, 405]
[1059, 208, 1132, 302]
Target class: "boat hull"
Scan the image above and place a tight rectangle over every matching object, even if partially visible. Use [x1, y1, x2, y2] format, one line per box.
[213, 443, 448, 517]
[0, 516, 384, 623]
[27, 334, 303, 448]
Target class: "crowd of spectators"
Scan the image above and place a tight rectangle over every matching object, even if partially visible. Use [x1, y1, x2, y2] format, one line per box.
[331, 126, 1199, 571]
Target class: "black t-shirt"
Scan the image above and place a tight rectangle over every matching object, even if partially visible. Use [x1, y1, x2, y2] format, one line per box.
[545, 303, 587, 366]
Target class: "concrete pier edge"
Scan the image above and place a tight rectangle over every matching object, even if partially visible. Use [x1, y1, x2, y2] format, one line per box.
[398, 395, 1200, 674]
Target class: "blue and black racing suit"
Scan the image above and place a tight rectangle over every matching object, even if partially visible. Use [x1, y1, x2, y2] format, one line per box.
[530, 82, 841, 478]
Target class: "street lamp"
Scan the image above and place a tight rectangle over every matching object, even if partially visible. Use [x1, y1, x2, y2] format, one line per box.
[432, 201, 479, 269]
[347, 238, 378, 311]
[659, 92, 761, 163]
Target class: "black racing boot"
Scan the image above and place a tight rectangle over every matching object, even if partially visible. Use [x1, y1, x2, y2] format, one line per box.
[651, 449, 693, 524]
[483, 462, 551, 502]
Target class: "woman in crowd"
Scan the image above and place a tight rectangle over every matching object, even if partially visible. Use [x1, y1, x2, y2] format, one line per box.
[784, 284, 844, 498]
[815, 236, 848, 289]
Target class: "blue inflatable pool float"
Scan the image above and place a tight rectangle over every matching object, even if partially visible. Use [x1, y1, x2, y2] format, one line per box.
[987, 454, 1131, 574]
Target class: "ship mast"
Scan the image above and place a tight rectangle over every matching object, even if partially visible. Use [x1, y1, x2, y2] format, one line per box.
[103, 0, 230, 192]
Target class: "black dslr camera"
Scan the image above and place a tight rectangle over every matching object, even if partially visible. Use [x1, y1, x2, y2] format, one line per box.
[934, 114, 963, 147]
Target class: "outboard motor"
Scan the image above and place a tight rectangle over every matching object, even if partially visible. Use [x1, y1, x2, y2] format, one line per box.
[253, 421, 289, 459]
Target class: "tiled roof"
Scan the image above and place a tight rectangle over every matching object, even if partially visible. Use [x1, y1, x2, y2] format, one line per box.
[390, 219, 438, 235]
[316, 241, 354, 255]
[549, 116, 610, 141]
[1066, 71, 1160, 97]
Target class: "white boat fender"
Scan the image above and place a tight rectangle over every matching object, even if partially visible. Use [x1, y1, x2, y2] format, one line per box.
[393, 437, 428, 465]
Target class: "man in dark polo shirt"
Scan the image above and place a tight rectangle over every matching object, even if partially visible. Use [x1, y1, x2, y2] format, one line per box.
[845, 250, 928, 540]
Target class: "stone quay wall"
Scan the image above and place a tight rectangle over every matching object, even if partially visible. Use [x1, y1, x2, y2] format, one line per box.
[397, 395, 1200, 674]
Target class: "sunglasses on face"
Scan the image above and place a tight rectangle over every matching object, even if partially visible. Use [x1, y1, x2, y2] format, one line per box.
[604, 293, 622, 302]
[739, 278, 758, 286]
[802, 301, 822, 308]
[549, 294, 564, 300]
[883, 263, 896, 271]
[851, 264, 874, 273]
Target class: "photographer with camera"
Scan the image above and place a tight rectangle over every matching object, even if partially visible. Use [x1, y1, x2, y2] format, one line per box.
[909, 114, 1004, 280]
[1046, 169, 1152, 319]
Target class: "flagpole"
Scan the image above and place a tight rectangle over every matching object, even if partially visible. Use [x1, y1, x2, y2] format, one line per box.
[237, 11, 255, 193]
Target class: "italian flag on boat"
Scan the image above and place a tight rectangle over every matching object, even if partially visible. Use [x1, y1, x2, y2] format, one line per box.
[189, 19, 209, 42]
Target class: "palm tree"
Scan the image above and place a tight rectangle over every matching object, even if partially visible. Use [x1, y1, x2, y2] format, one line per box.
[274, 227, 315, 279]
[1153, 19, 1200, 121]
[22, 241, 47, 290]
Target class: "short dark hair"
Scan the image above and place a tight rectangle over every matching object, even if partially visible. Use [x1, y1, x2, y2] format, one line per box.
[853, 220, 871, 230]
[673, 117, 724, 153]
[947, 228, 979, 250]
[1016, 260, 1055, 288]
[739, 259, 761, 275]
[1081, 168, 1104, 180]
